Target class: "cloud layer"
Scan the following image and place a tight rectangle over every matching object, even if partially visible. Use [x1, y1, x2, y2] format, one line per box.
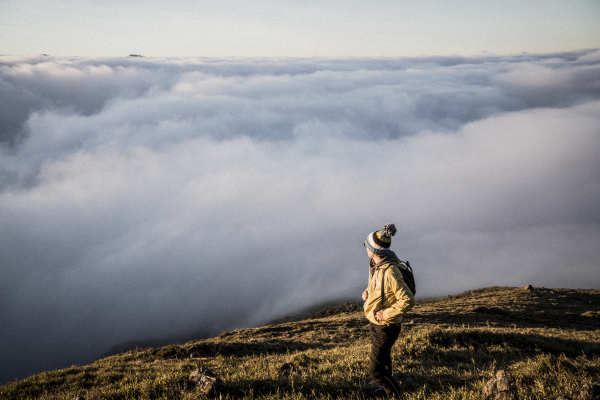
[1, 50, 600, 383]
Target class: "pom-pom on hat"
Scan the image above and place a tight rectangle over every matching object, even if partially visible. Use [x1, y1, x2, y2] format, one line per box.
[364, 223, 397, 256]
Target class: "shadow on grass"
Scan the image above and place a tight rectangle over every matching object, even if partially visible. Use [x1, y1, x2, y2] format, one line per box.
[412, 287, 600, 332]
[224, 377, 369, 399]
[414, 308, 600, 331]
[402, 328, 600, 359]
[146, 339, 340, 360]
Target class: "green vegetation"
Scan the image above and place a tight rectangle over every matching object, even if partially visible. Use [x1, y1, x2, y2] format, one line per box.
[2, 286, 599, 399]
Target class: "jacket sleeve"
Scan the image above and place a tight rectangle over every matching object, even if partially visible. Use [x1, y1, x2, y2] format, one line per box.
[382, 265, 415, 324]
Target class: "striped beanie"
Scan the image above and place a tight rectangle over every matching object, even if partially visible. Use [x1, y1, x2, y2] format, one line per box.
[364, 223, 397, 256]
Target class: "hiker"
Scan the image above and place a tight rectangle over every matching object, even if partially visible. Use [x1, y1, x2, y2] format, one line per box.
[362, 223, 415, 398]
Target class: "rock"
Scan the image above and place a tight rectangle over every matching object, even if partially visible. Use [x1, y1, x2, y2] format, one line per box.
[574, 383, 600, 400]
[482, 370, 517, 400]
[278, 362, 302, 378]
[188, 368, 226, 397]
[524, 285, 533, 290]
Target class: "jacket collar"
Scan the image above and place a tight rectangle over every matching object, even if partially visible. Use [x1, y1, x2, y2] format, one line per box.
[370, 250, 400, 273]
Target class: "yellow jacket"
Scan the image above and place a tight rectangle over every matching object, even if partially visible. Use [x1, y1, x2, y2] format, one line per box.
[363, 253, 416, 325]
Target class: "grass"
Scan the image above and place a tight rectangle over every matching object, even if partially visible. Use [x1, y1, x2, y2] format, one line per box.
[2, 286, 599, 399]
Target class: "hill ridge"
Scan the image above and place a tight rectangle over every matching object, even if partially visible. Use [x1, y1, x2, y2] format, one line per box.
[2, 286, 599, 399]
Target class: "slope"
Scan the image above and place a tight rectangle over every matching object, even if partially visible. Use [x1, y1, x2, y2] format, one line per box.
[2, 286, 599, 399]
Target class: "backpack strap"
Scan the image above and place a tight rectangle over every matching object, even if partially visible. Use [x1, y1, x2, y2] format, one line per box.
[380, 267, 386, 308]
[379, 264, 395, 307]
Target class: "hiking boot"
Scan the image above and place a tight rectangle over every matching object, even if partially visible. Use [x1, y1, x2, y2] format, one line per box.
[365, 376, 381, 390]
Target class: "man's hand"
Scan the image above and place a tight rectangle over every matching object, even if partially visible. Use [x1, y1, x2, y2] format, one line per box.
[375, 309, 385, 321]
[362, 290, 369, 301]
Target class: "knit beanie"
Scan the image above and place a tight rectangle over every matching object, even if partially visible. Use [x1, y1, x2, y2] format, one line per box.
[364, 223, 397, 256]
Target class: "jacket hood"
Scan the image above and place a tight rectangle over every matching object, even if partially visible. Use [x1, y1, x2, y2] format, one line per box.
[370, 250, 400, 274]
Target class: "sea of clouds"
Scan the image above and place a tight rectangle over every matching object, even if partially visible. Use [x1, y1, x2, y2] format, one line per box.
[1, 50, 600, 383]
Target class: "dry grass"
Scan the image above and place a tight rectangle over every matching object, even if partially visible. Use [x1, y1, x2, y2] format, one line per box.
[2, 286, 599, 399]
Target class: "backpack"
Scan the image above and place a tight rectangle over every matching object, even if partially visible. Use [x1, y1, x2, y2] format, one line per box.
[371, 258, 417, 297]
[397, 260, 416, 297]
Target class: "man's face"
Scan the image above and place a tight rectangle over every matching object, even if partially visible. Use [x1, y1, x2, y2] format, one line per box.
[366, 247, 375, 258]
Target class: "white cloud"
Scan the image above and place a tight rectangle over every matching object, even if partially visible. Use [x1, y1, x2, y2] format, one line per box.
[1, 50, 599, 383]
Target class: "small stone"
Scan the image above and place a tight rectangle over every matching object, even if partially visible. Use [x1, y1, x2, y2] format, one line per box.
[495, 370, 511, 392]
[188, 368, 226, 397]
[524, 285, 533, 290]
[482, 370, 517, 400]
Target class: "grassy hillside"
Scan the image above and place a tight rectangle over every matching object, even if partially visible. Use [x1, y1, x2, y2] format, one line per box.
[2, 286, 599, 399]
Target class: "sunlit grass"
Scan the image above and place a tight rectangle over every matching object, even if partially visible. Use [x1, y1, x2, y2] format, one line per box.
[2, 286, 599, 399]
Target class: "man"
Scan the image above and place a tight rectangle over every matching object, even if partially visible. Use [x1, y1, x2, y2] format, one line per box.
[362, 223, 415, 398]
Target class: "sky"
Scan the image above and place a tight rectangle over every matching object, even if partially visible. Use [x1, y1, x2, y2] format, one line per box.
[1, 0, 600, 387]
[0, 0, 599, 57]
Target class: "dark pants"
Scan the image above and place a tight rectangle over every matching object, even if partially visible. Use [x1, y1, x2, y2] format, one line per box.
[369, 322, 402, 398]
